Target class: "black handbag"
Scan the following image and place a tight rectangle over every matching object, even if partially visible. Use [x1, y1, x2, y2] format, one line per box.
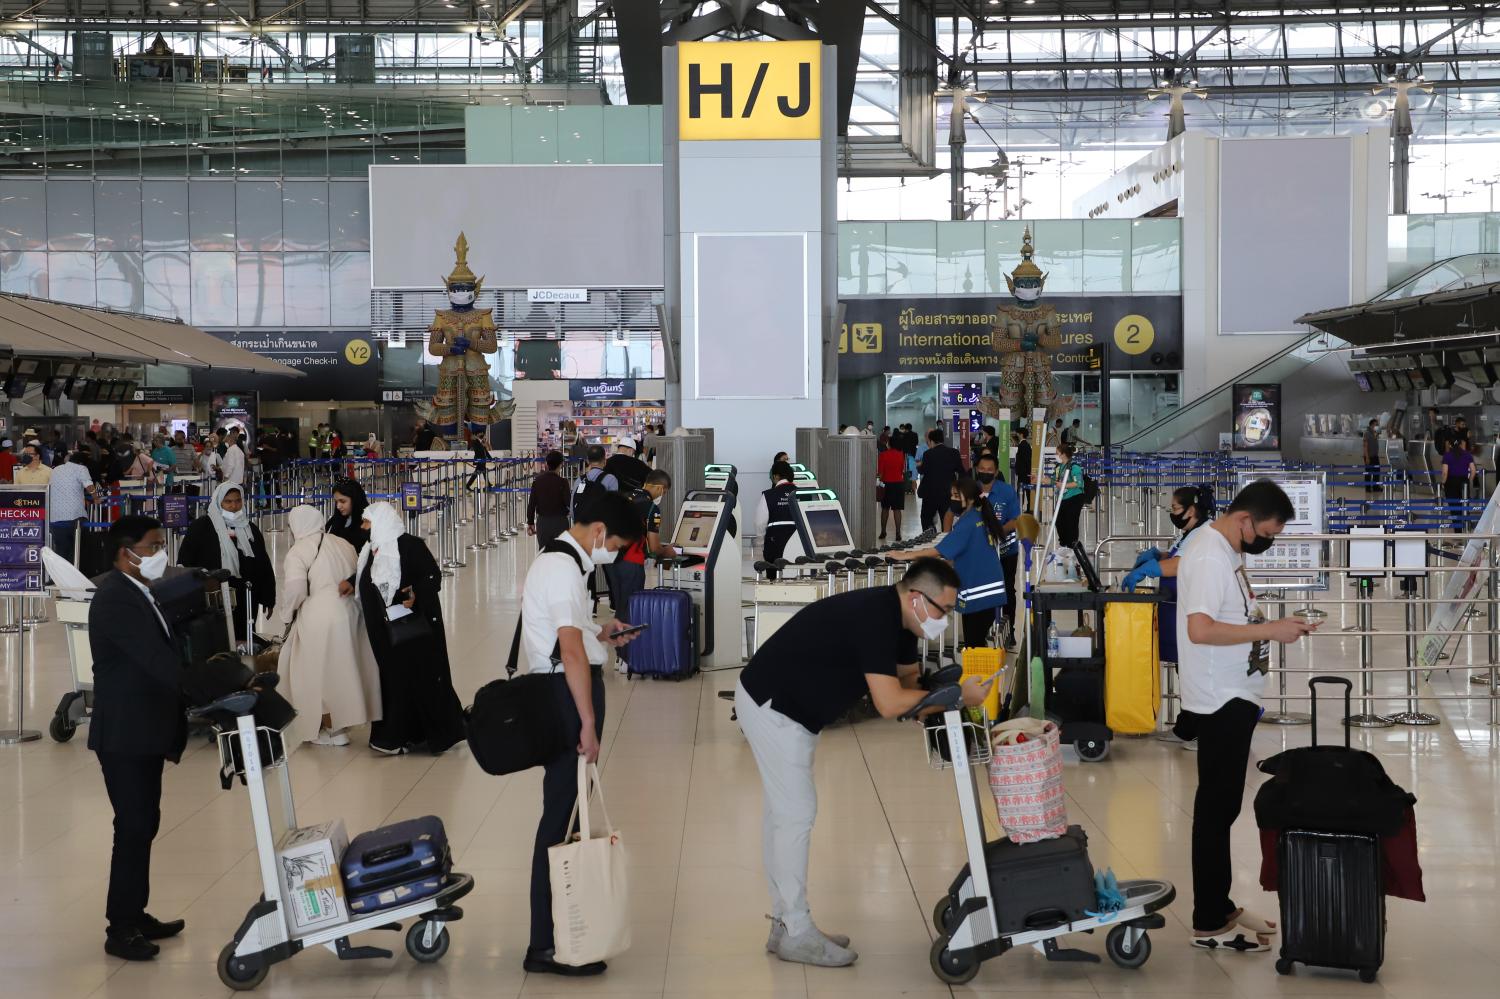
[386, 605, 433, 647]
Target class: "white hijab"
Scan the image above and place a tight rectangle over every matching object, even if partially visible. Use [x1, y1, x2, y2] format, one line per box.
[207, 481, 255, 575]
[355, 502, 404, 605]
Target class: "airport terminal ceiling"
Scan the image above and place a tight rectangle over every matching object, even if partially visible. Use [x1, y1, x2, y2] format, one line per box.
[3, 2, 1500, 212]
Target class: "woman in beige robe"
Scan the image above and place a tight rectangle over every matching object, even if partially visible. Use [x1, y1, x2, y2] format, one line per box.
[278, 505, 382, 747]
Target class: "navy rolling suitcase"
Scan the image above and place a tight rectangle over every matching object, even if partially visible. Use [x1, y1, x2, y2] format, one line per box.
[340, 815, 451, 915]
[626, 589, 699, 679]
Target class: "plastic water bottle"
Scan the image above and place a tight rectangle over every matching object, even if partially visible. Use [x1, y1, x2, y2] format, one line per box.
[1046, 619, 1060, 659]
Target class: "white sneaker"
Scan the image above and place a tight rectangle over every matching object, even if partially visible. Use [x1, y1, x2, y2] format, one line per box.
[773, 926, 857, 967]
[766, 916, 850, 953]
[313, 728, 350, 747]
[1154, 730, 1198, 751]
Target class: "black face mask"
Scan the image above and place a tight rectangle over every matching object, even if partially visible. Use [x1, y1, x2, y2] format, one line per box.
[949, 500, 964, 515]
[1168, 510, 1191, 530]
[1241, 525, 1276, 555]
[976, 472, 996, 485]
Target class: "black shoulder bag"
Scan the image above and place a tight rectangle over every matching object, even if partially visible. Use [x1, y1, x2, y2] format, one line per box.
[465, 540, 588, 776]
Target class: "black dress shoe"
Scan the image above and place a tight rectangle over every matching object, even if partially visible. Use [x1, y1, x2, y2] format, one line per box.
[522, 948, 606, 977]
[104, 931, 160, 961]
[139, 913, 186, 940]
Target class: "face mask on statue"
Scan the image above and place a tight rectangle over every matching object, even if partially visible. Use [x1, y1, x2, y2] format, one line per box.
[448, 288, 475, 308]
[1013, 284, 1042, 303]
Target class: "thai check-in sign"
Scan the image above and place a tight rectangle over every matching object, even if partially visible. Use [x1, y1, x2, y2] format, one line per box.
[678, 41, 822, 141]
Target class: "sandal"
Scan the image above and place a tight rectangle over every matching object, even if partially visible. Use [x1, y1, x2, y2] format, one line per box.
[1235, 911, 1278, 937]
[1190, 930, 1271, 953]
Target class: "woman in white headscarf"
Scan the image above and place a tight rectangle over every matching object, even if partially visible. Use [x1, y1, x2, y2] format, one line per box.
[354, 502, 465, 755]
[278, 505, 382, 748]
[178, 481, 275, 642]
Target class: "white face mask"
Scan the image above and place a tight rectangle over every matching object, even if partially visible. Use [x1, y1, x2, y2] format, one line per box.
[448, 288, 476, 307]
[1013, 284, 1042, 303]
[591, 544, 618, 566]
[135, 549, 169, 581]
[912, 594, 948, 641]
[222, 508, 246, 525]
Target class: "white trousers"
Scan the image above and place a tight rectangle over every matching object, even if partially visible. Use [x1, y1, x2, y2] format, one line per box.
[735, 680, 819, 937]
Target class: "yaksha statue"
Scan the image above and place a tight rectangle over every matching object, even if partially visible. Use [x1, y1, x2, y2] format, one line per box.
[990, 228, 1062, 420]
[428, 232, 498, 436]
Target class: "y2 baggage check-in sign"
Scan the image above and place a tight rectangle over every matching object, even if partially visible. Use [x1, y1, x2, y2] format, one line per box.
[677, 40, 822, 141]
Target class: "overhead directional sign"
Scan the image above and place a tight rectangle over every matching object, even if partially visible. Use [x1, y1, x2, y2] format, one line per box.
[677, 40, 822, 141]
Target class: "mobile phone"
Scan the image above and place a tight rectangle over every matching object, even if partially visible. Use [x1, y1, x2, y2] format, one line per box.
[613, 623, 649, 638]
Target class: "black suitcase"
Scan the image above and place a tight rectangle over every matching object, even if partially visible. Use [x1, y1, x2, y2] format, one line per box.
[947, 825, 1095, 935]
[1276, 829, 1384, 982]
[1273, 676, 1386, 983]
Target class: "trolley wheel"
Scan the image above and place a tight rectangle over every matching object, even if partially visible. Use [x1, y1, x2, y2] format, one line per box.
[929, 935, 980, 985]
[932, 896, 958, 934]
[405, 920, 450, 963]
[1359, 967, 1378, 984]
[1275, 957, 1295, 976]
[1104, 925, 1152, 969]
[49, 713, 77, 743]
[1075, 737, 1110, 762]
[217, 942, 269, 990]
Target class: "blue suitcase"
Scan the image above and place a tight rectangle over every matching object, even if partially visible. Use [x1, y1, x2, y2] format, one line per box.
[340, 815, 451, 914]
[626, 589, 699, 679]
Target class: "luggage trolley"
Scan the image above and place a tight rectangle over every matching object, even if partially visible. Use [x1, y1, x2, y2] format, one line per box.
[49, 587, 95, 742]
[191, 687, 474, 991]
[903, 683, 1175, 985]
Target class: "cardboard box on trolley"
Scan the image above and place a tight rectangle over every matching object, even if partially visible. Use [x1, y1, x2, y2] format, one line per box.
[277, 818, 350, 932]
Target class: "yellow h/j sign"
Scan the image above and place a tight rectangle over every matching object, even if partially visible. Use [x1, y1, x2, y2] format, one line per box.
[677, 40, 822, 141]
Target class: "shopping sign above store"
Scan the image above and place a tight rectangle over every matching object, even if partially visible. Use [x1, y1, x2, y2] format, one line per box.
[569, 379, 636, 401]
[836, 295, 1183, 376]
[677, 40, 821, 141]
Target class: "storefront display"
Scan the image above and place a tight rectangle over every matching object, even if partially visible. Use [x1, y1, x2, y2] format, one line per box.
[564, 399, 665, 450]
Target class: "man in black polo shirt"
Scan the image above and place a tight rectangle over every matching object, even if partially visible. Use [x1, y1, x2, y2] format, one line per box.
[735, 558, 991, 968]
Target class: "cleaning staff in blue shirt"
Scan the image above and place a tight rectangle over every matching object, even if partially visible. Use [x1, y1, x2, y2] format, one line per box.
[974, 451, 1023, 649]
[889, 476, 1007, 649]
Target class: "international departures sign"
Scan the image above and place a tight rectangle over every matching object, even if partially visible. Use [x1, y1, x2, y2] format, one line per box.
[678, 41, 822, 141]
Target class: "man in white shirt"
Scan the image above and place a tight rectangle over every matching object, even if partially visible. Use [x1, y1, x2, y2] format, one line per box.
[518, 490, 642, 979]
[198, 442, 223, 483]
[47, 451, 98, 561]
[1177, 479, 1317, 954]
[219, 429, 246, 486]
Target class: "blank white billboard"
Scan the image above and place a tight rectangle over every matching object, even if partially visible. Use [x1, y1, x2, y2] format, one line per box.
[1218, 137, 1353, 334]
[691, 232, 809, 399]
[368, 164, 664, 289]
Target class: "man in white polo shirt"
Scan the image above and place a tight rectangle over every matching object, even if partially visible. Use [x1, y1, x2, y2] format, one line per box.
[1177, 478, 1318, 954]
[519, 490, 642, 979]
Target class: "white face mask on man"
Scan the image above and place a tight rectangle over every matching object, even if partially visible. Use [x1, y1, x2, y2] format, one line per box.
[911, 592, 949, 641]
[589, 527, 618, 565]
[130, 548, 169, 581]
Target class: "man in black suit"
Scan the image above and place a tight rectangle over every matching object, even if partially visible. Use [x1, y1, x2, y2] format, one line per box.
[916, 428, 963, 532]
[1014, 427, 1034, 513]
[88, 515, 188, 961]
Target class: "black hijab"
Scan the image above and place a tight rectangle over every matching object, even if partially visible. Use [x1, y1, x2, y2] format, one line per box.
[325, 478, 371, 550]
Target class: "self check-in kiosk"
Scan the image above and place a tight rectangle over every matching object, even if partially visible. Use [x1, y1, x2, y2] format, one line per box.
[664, 488, 742, 670]
[778, 490, 853, 565]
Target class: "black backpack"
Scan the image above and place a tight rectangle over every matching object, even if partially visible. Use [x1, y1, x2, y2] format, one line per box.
[464, 540, 587, 776]
[1080, 474, 1099, 505]
[571, 467, 612, 520]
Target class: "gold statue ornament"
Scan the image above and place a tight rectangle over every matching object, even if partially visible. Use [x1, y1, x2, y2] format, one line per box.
[427, 232, 499, 437]
[988, 228, 1062, 420]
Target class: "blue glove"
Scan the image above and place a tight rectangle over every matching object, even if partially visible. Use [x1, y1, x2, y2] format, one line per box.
[1121, 559, 1162, 592]
[1131, 548, 1163, 570]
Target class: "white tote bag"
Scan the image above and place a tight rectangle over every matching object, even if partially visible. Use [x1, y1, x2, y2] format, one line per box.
[549, 758, 631, 966]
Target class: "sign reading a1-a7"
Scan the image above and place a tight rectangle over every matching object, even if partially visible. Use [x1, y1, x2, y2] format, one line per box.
[0, 489, 47, 593]
[678, 41, 822, 141]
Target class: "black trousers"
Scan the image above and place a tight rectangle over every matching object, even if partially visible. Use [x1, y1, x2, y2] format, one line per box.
[1000, 552, 1018, 628]
[918, 493, 946, 532]
[530, 667, 606, 955]
[961, 609, 994, 648]
[1056, 494, 1086, 548]
[534, 514, 569, 548]
[1364, 463, 1381, 493]
[1189, 697, 1261, 931]
[98, 752, 165, 935]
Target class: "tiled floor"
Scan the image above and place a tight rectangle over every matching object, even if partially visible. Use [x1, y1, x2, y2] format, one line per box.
[2, 505, 1499, 998]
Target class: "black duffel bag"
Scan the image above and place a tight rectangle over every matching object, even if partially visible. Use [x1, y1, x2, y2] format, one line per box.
[465, 611, 567, 775]
[465, 674, 566, 775]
